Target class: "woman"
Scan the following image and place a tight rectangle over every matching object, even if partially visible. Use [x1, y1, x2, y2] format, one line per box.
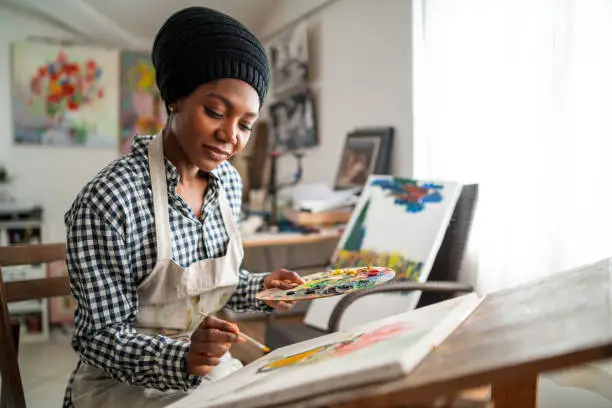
[62, 7, 303, 407]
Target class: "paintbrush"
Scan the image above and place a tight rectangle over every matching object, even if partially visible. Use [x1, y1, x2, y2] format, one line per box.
[199, 311, 271, 353]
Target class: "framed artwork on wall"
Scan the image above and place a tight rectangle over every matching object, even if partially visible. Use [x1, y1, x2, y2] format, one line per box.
[119, 51, 166, 155]
[268, 88, 318, 152]
[11, 41, 119, 148]
[334, 127, 394, 190]
[267, 21, 309, 95]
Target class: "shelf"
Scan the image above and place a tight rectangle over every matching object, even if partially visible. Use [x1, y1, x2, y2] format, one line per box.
[0, 220, 43, 229]
[1, 264, 46, 281]
[10, 299, 49, 343]
[0, 211, 49, 342]
[8, 300, 44, 314]
[19, 331, 49, 343]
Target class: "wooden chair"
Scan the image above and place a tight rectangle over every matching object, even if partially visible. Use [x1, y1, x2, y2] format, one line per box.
[0, 243, 69, 408]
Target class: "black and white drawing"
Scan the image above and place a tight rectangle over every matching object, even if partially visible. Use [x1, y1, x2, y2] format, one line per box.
[268, 21, 309, 95]
[269, 89, 318, 151]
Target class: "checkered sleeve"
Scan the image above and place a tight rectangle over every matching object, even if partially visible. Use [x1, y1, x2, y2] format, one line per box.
[220, 162, 273, 313]
[66, 203, 202, 391]
[224, 269, 274, 312]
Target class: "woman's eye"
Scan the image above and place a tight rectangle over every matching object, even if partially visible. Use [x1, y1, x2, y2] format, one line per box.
[239, 123, 253, 132]
[205, 107, 223, 119]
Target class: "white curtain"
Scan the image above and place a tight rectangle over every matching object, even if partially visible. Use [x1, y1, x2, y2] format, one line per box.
[412, 0, 612, 294]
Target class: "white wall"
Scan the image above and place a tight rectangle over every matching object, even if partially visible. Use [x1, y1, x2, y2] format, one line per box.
[0, 0, 412, 241]
[260, 0, 413, 187]
[0, 5, 118, 242]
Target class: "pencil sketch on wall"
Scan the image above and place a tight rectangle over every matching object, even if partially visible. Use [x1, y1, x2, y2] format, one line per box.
[269, 89, 318, 152]
[268, 21, 309, 95]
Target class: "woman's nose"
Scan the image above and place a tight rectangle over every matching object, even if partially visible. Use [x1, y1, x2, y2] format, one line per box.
[219, 123, 238, 144]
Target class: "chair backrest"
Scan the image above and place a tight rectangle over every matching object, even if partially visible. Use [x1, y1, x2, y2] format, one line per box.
[416, 184, 479, 308]
[0, 243, 68, 408]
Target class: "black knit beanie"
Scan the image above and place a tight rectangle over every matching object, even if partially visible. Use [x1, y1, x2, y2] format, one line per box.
[151, 6, 270, 113]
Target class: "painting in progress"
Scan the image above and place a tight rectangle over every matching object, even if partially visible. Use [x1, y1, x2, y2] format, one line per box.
[305, 176, 462, 331]
[255, 266, 395, 301]
[166, 293, 483, 408]
[11, 41, 119, 148]
[256, 320, 418, 373]
[119, 51, 166, 154]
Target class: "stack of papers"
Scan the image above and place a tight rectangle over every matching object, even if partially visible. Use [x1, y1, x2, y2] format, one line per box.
[292, 183, 359, 213]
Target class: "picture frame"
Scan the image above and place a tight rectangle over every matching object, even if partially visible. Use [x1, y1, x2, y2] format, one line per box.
[334, 127, 394, 190]
[268, 88, 318, 152]
[11, 41, 119, 148]
[267, 21, 309, 95]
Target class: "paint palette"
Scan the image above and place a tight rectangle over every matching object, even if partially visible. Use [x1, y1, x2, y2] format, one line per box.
[255, 266, 395, 301]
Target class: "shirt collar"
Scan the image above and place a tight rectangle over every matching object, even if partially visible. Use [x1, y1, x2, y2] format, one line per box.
[131, 134, 222, 195]
[161, 149, 221, 196]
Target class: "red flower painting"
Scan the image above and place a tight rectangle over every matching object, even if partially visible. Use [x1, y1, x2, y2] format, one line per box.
[28, 51, 105, 121]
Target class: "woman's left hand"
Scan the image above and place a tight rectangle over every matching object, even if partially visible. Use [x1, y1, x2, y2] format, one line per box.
[262, 268, 305, 311]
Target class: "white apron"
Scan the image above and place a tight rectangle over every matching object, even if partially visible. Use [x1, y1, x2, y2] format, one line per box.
[71, 134, 244, 408]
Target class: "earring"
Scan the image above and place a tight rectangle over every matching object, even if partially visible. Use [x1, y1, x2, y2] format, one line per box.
[169, 104, 176, 113]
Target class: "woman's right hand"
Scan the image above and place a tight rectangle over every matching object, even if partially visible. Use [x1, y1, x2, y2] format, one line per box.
[186, 314, 245, 376]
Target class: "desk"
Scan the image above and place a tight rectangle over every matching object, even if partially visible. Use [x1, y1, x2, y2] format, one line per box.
[241, 231, 341, 275]
[242, 230, 342, 248]
[277, 258, 612, 408]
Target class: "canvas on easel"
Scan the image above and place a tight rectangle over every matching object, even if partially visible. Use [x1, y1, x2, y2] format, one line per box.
[304, 176, 462, 331]
[167, 293, 482, 408]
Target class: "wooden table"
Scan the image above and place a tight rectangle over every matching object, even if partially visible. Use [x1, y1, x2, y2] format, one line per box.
[273, 257, 612, 408]
[241, 231, 341, 275]
[242, 230, 341, 248]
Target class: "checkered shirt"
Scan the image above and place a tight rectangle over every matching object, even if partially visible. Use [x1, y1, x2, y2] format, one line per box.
[62, 135, 271, 407]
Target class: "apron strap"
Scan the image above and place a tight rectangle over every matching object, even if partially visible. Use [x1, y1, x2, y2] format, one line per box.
[148, 133, 242, 259]
[147, 134, 173, 260]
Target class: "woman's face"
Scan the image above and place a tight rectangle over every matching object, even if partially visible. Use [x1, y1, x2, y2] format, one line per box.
[169, 78, 260, 172]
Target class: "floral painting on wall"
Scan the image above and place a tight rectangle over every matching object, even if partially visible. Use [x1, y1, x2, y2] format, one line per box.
[11, 41, 119, 148]
[119, 51, 166, 154]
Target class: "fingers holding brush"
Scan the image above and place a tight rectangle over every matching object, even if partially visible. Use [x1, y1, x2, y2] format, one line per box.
[186, 313, 245, 376]
[198, 311, 271, 354]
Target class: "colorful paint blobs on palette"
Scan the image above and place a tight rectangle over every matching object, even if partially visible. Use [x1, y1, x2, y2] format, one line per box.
[12, 42, 118, 148]
[256, 321, 425, 373]
[255, 267, 395, 301]
[371, 178, 444, 213]
[335, 250, 423, 281]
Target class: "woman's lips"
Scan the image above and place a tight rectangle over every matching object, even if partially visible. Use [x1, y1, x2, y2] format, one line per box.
[203, 144, 230, 161]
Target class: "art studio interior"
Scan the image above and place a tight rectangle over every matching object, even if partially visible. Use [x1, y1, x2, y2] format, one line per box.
[0, 1, 611, 408]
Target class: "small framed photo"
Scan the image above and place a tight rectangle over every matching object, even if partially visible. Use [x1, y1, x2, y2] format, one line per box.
[334, 127, 394, 190]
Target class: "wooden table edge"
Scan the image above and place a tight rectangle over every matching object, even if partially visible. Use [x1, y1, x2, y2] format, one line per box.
[271, 342, 612, 408]
[242, 233, 340, 248]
